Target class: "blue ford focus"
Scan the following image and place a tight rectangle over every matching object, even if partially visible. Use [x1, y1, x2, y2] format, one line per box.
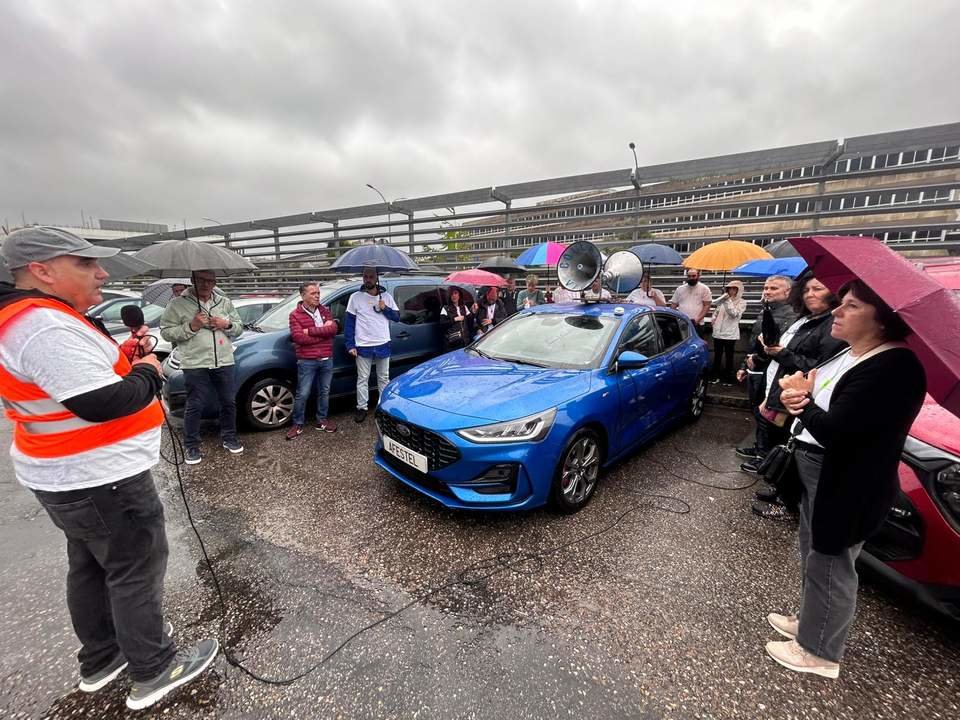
[374, 303, 710, 513]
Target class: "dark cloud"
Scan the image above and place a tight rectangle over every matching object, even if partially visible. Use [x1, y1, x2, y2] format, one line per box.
[1, 0, 957, 230]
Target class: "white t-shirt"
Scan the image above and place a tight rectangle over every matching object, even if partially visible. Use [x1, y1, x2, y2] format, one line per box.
[670, 282, 712, 323]
[582, 288, 612, 302]
[346, 290, 399, 347]
[792, 344, 896, 447]
[625, 287, 665, 308]
[764, 317, 805, 393]
[0, 308, 161, 491]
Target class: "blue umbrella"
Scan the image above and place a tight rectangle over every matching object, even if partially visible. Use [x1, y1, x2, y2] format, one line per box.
[330, 243, 419, 273]
[733, 256, 808, 278]
[629, 243, 683, 265]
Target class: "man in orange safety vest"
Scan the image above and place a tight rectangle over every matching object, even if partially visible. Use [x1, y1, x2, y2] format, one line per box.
[0, 227, 218, 711]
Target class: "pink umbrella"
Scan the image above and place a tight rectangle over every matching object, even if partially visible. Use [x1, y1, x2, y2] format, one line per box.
[789, 235, 960, 417]
[444, 269, 508, 287]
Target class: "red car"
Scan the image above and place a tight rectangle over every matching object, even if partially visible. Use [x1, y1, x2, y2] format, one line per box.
[860, 259, 960, 620]
[861, 396, 960, 620]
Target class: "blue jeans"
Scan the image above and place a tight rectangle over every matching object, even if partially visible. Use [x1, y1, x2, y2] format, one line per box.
[183, 365, 237, 451]
[292, 358, 333, 425]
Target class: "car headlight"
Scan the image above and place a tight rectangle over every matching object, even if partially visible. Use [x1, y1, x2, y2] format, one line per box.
[936, 462, 960, 521]
[456, 407, 557, 444]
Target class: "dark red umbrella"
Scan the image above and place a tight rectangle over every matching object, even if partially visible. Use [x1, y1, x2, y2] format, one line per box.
[789, 235, 960, 417]
[444, 269, 508, 287]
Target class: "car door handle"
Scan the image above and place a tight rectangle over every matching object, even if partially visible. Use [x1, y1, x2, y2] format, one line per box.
[395, 331, 411, 339]
[654, 371, 667, 378]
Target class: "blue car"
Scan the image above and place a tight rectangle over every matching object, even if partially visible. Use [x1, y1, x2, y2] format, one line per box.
[375, 303, 710, 513]
[161, 277, 474, 430]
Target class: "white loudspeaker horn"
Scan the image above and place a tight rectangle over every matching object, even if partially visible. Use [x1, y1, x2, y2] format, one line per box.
[602, 250, 644, 295]
[557, 241, 602, 292]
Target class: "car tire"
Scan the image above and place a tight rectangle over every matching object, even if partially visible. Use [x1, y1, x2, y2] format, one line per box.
[243, 376, 295, 431]
[550, 429, 602, 513]
[686, 375, 706, 422]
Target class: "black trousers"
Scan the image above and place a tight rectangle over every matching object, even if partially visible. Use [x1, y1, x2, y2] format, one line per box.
[183, 365, 238, 451]
[711, 338, 736, 381]
[33, 470, 175, 681]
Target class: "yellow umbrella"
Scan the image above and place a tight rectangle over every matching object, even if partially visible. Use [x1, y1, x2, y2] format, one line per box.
[683, 239, 772, 271]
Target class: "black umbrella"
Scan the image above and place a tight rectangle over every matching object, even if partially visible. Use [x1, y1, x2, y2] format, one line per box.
[764, 239, 801, 258]
[477, 255, 524, 274]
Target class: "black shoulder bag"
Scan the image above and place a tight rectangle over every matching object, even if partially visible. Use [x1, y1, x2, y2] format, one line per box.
[757, 422, 803, 512]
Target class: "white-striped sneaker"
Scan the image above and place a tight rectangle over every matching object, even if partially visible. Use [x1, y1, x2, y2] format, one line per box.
[78, 621, 174, 692]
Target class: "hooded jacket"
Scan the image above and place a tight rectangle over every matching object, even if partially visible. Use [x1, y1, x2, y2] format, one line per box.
[710, 280, 747, 340]
[159, 286, 244, 369]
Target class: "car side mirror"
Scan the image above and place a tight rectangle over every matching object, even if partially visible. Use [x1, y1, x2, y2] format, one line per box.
[617, 350, 649, 369]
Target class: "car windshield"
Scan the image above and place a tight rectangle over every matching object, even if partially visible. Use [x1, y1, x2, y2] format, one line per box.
[253, 280, 355, 332]
[472, 312, 620, 369]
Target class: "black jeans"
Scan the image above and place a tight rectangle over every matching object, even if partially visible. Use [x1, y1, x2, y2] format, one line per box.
[33, 470, 175, 681]
[711, 338, 736, 381]
[183, 365, 238, 451]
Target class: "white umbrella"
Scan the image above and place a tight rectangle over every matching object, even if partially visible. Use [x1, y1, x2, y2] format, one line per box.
[132, 240, 258, 277]
[141, 277, 192, 306]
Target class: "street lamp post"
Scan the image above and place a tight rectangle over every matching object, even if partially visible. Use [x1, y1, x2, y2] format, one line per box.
[366, 183, 392, 243]
[628, 143, 641, 245]
[201, 216, 232, 251]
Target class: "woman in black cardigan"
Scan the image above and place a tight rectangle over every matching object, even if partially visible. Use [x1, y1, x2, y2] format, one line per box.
[751, 273, 847, 513]
[764, 279, 925, 679]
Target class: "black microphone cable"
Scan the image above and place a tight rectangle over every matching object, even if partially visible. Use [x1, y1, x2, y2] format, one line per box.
[156, 403, 754, 686]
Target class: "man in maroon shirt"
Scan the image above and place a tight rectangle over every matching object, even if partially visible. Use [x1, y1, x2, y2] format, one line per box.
[287, 282, 338, 439]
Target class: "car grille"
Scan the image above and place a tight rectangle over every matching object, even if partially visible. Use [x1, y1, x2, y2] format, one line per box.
[375, 410, 460, 471]
[380, 452, 455, 498]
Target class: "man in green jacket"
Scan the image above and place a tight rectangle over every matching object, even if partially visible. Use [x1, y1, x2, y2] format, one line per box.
[160, 270, 244, 465]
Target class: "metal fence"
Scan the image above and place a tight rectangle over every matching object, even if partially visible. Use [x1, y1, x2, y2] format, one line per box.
[110, 121, 960, 301]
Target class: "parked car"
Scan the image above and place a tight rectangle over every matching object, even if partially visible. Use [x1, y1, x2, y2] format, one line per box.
[161, 277, 474, 430]
[109, 296, 283, 361]
[860, 396, 960, 621]
[87, 294, 146, 324]
[374, 304, 710, 513]
[91, 288, 140, 306]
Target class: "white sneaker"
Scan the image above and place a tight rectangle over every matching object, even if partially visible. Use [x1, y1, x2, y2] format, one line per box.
[765, 639, 840, 679]
[767, 612, 798, 639]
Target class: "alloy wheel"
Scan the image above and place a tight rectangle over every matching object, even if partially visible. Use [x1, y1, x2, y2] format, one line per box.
[560, 435, 600, 505]
[250, 383, 295, 427]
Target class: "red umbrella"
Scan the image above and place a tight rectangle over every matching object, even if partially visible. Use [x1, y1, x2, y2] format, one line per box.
[789, 235, 960, 417]
[444, 269, 508, 287]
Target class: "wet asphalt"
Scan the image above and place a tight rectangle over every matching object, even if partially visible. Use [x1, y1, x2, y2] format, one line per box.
[1, 403, 958, 720]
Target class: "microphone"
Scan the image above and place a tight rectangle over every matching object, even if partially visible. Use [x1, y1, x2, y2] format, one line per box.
[120, 304, 145, 331]
[118, 305, 157, 359]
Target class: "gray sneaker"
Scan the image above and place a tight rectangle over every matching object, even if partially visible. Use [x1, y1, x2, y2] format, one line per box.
[126, 638, 219, 710]
[184, 447, 201, 465]
[78, 621, 174, 693]
[79, 653, 128, 693]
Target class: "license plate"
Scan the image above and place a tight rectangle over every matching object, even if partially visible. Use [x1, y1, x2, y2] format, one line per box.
[384, 435, 429, 473]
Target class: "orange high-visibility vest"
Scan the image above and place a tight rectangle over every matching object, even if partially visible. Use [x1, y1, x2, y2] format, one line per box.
[0, 297, 164, 459]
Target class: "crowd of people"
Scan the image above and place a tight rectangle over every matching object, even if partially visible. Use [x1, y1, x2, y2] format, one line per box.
[0, 226, 930, 701]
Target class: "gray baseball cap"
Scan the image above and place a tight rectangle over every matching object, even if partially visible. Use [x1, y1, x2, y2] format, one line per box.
[1, 226, 119, 271]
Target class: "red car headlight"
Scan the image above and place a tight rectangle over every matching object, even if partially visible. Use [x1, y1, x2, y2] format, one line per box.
[937, 463, 960, 521]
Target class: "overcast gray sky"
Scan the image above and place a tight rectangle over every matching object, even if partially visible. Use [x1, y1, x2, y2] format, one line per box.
[1, 0, 958, 231]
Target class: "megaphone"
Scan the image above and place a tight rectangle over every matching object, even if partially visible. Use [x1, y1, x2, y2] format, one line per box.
[601, 250, 644, 295]
[557, 241, 602, 292]
[558, 242, 643, 298]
